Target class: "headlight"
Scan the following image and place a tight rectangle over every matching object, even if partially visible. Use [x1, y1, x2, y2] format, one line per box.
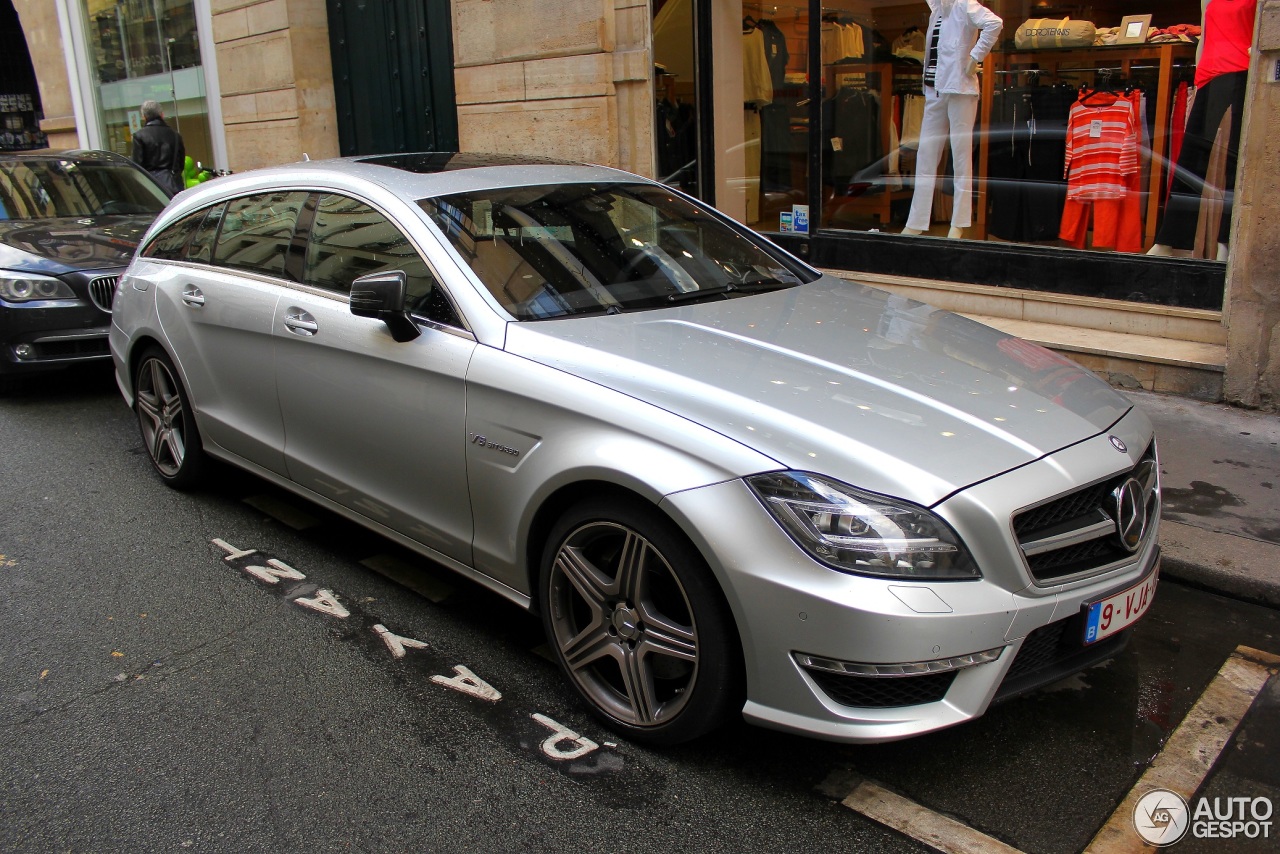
[0, 272, 77, 302]
[747, 471, 979, 580]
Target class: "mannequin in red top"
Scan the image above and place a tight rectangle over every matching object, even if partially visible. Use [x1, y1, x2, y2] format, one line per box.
[1148, 0, 1256, 260]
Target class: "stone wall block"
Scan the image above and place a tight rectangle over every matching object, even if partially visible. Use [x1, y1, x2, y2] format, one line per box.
[458, 98, 617, 164]
[454, 0, 613, 66]
[211, 0, 258, 15]
[1258, 0, 1280, 50]
[212, 9, 250, 43]
[525, 54, 613, 100]
[612, 49, 650, 83]
[455, 65, 526, 105]
[219, 32, 298, 96]
[614, 4, 650, 51]
[226, 119, 301, 170]
[247, 0, 290, 35]
[453, 0, 500, 66]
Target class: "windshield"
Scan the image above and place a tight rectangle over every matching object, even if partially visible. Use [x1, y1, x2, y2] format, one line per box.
[420, 182, 813, 319]
[0, 158, 171, 220]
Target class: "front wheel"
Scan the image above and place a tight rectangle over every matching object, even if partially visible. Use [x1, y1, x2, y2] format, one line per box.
[539, 497, 742, 746]
[133, 347, 207, 489]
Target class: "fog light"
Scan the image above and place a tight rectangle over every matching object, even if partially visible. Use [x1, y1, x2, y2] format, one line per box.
[14, 343, 35, 360]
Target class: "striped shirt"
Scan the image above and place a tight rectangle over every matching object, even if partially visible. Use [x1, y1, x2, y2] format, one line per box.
[923, 19, 942, 87]
[1063, 92, 1139, 201]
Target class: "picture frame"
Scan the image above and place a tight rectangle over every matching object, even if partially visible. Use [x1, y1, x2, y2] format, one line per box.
[1116, 14, 1153, 45]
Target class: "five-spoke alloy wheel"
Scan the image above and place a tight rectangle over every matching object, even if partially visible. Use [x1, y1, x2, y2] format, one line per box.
[134, 347, 206, 488]
[540, 498, 741, 745]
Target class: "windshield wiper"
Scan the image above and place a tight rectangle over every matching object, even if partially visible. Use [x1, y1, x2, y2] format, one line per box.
[664, 278, 794, 304]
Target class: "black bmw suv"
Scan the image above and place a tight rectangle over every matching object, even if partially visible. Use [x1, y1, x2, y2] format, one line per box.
[1, 150, 170, 386]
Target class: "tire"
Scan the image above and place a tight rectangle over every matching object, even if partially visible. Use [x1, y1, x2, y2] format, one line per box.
[539, 496, 742, 746]
[133, 346, 207, 489]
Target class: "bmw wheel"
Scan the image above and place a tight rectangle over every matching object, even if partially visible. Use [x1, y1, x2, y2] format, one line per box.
[134, 347, 207, 489]
[539, 497, 742, 745]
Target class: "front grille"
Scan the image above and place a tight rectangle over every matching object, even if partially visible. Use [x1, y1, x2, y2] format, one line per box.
[88, 276, 119, 313]
[1003, 619, 1071, 683]
[807, 668, 957, 708]
[994, 615, 1129, 702]
[1013, 442, 1158, 583]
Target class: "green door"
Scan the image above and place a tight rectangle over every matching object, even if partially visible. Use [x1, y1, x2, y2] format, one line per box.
[326, 0, 459, 155]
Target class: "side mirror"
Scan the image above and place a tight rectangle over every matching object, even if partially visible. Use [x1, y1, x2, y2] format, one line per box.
[350, 270, 420, 342]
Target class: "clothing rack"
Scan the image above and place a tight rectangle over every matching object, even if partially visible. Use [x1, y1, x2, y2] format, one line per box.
[980, 42, 1198, 248]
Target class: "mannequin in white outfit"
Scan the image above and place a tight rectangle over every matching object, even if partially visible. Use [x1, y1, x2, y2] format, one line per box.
[901, 0, 1002, 239]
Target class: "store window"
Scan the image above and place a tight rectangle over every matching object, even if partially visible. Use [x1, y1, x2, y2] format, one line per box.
[741, 4, 812, 234]
[654, 0, 704, 198]
[0, 0, 47, 151]
[81, 0, 215, 169]
[810, 1, 1243, 263]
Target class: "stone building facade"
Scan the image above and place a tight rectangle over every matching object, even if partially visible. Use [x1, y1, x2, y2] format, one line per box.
[9, 0, 1280, 409]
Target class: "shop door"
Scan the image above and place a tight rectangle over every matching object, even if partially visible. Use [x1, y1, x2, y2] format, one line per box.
[325, 0, 459, 155]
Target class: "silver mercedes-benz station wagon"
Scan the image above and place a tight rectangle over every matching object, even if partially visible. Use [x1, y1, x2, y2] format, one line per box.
[109, 154, 1160, 746]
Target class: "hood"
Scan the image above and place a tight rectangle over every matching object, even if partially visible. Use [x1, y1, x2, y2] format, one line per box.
[505, 276, 1132, 506]
[0, 215, 154, 275]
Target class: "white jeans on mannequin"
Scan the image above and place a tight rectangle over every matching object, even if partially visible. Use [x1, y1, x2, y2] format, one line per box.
[906, 88, 979, 232]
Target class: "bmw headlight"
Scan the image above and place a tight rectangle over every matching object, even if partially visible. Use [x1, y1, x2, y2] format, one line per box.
[747, 472, 979, 580]
[0, 272, 77, 302]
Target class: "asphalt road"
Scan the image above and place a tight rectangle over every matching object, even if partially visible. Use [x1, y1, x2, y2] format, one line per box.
[2, 364, 1277, 853]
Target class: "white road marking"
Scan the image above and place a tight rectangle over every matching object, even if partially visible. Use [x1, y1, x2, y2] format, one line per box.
[293, 588, 350, 619]
[211, 538, 257, 561]
[1085, 645, 1280, 853]
[842, 779, 1022, 854]
[372, 623, 430, 659]
[836, 645, 1279, 854]
[431, 665, 502, 702]
[531, 713, 599, 760]
[244, 558, 306, 585]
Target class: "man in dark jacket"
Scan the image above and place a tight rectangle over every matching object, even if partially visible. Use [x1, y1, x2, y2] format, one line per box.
[132, 100, 185, 197]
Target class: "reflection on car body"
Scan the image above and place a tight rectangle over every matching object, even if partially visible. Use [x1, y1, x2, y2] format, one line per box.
[109, 152, 1161, 745]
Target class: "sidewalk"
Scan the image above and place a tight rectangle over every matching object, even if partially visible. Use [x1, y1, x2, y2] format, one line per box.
[1125, 389, 1280, 608]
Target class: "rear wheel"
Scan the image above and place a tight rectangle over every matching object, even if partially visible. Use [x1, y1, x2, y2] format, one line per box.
[134, 347, 206, 489]
[539, 497, 742, 745]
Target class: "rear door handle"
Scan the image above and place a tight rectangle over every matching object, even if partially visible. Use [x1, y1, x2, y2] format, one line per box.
[181, 285, 205, 307]
[284, 308, 319, 336]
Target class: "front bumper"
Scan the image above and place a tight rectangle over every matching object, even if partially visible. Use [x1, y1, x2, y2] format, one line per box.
[661, 425, 1160, 744]
[1, 275, 117, 374]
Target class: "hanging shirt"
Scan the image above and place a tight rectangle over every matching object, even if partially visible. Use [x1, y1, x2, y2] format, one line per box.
[842, 23, 865, 61]
[1063, 91, 1139, 201]
[1196, 0, 1257, 87]
[743, 27, 773, 106]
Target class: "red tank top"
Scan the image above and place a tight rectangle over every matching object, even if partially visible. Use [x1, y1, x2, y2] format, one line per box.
[1196, 0, 1257, 87]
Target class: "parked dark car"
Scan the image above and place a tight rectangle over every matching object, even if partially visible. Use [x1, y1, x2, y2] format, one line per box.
[0, 150, 170, 386]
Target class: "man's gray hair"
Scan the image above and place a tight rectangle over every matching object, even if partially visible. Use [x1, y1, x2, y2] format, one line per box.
[140, 100, 163, 121]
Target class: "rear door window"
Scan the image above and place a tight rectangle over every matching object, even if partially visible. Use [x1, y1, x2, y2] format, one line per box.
[214, 192, 308, 279]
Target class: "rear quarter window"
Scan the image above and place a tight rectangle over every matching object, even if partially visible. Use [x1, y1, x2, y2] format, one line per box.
[142, 209, 207, 260]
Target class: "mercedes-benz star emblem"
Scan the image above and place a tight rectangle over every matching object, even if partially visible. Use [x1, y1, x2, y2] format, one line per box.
[1109, 435, 1128, 453]
[1111, 477, 1149, 552]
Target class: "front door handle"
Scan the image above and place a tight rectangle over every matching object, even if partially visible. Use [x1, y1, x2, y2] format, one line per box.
[181, 285, 205, 307]
[284, 308, 319, 336]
